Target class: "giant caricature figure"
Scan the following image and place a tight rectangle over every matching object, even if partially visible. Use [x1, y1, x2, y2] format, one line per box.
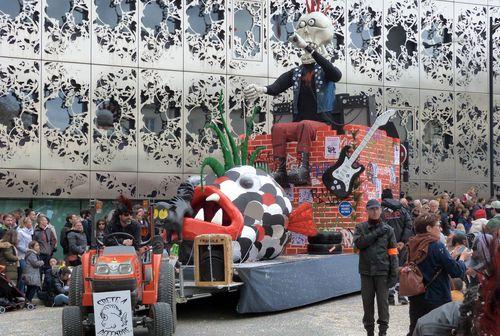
[244, 1, 342, 186]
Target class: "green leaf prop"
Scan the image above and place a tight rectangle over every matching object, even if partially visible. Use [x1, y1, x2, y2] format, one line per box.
[200, 89, 264, 183]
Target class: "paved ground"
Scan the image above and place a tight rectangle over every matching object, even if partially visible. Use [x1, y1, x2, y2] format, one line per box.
[0, 293, 410, 336]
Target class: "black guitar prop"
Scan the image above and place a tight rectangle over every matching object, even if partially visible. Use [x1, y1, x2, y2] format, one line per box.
[322, 109, 396, 198]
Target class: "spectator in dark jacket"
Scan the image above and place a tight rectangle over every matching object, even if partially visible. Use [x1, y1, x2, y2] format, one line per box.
[406, 213, 472, 336]
[66, 221, 87, 266]
[80, 209, 92, 245]
[32, 215, 57, 271]
[354, 199, 398, 336]
[60, 214, 77, 257]
[381, 188, 413, 305]
[0, 229, 19, 285]
[22, 241, 45, 303]
[40, 266, 71, 307]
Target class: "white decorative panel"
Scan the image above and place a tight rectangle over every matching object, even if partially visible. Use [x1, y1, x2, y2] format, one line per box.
[0, 169, 39, 198]
[0, 0, 41, 59]
[91, 171, 137, 199]
[384, 0, 419, 87]
[0, 58, 41, 169]
[384, 87, 419, 179]
[346, 84, 384, 115]
[227, 75, 269, 138]
[421, 180, 456, 199]
[183, 72, 225, 173]
[455, 92, 489, 181]
[138, 173, 182, 198]
[491, 6, 500, 95]
[420, 0, 454, 90]
[420, 90, 455, 180]
[139, 0, 183, 70]
[346, 0, 383, 85]
[138, 69, 183, 173]
[493, 95, 500, 181]
[91, 65, 138, 171]
[92, 0, 138, 66]
[456, 182, 490, 200]
[184, 0, 226, 73]
[41, 170, 90, 198]
[454, 3, 488, 93]
[42, 61, 90, 170]
[228, 0, 267, 76]
[42, 0, 91, 62]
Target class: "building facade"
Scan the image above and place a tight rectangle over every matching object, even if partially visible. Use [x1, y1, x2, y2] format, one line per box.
[0, 0, 499, 209]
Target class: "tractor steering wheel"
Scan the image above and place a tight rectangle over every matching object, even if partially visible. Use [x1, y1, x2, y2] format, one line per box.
[103, 232, 136, 247]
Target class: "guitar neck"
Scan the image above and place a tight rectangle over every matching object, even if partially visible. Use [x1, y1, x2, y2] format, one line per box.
[347, 125, 381, 164]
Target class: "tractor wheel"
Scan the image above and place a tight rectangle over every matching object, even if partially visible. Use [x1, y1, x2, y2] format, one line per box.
[62, 306, 84, 336]
[157, 261, 177, 332]
[69, 265, 84, 306]
[148, 302, 173, 336]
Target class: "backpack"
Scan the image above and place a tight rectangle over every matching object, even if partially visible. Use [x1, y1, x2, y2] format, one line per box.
[399, 261, 442, 297]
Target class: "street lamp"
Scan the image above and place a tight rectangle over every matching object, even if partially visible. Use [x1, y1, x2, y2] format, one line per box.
[489, 17, 500, 198]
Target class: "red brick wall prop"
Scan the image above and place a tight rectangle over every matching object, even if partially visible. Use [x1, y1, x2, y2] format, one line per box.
[247, 125, 400, 255]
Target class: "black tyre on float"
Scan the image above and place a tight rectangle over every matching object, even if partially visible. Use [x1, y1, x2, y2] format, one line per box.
[307, 243, 343, 255]
[157, 260, 177, 332]
[308, 231, 343, 245]
[199, 250, 225, 282]
[62, 306, 85, 336]
[148, 302, 173, 336]
[69, 265, 83, 306]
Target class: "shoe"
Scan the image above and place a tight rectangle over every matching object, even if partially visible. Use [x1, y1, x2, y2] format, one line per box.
[399, 296, 409, 305]
[288, 152, 310, 185]
[388, 296, 395, 306]
[366, 330, 374, 336]
[271, 157, 288, 187]
[379, 332, 387, 336]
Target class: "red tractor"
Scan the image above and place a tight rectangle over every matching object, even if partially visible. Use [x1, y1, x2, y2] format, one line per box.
[62, 202, 176, 336]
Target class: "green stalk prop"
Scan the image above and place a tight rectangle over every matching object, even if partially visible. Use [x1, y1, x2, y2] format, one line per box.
[200, 157, 225, 189]
[249, 146, 266, 166]
[218, 91, 241, 166]
[207, 123, 234, 170]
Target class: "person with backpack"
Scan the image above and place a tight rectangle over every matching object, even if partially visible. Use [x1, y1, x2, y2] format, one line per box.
[405, 213, 471, 336]
[353, 199, 399, 336]
[381, 188, 413, 305]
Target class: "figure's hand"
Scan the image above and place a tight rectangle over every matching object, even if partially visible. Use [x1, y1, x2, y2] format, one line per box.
[459, 248, 473, 262]
[243, 84, 267, 100]
[123, 239, 133, 246]
[396, 242, 405, 250]
[288, 33, 308, 49]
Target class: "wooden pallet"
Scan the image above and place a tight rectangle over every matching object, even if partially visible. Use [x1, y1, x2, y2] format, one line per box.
[193, 234, 233, 287]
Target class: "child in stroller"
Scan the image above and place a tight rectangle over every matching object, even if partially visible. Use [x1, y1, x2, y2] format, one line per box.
[0, 265, 35, 314]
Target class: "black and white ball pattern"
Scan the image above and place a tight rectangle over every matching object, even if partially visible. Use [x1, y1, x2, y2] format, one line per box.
[206, 166, 292, 262]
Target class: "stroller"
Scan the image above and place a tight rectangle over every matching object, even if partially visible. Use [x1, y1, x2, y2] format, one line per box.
[0, 265, 35, 314]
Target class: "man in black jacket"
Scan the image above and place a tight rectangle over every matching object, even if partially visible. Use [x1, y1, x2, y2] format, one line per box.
[104, 206, 141, 250]
[381, 188, 413, 305]
[354, 199, 399, 336]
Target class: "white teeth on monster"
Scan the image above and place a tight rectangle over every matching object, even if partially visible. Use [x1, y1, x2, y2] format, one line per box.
[211, 209, 223, 225]
[194, 208, 204, 221]
[206, 193, 220, 202]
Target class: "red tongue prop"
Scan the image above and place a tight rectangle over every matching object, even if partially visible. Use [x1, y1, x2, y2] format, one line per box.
[287, 202, 317, 236]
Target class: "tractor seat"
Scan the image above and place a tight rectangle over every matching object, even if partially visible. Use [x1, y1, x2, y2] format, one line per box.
[102, 246, 136, 256]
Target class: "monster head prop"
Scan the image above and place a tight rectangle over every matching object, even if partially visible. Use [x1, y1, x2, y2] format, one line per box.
[154, 91, 316, 262]
[297, 0, 334, 64]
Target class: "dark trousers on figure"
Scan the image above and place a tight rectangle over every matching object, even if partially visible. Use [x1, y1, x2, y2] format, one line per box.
[25, 285, 40, 302]
[408, 294, 443, 336]
[39, 253, 52, 277]
[361, 275, 390, 334]
[271, 120, 328, 157]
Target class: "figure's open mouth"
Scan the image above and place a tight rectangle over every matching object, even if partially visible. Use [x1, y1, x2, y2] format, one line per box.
[183, 185, 244, 240]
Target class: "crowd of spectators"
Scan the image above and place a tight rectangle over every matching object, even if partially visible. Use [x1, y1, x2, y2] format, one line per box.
[0, 206, 151, 309]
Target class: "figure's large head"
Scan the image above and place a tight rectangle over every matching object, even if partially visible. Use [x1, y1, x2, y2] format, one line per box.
[297, 1, 334, 64]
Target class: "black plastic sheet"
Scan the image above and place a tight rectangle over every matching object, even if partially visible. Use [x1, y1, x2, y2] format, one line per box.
[235, 254, 360, 313]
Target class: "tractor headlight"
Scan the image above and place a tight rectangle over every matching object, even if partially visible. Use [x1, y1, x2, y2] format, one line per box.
[95, 262, 133, 275]
[95, 264, 110, 274]
[119, 263, 133, 274]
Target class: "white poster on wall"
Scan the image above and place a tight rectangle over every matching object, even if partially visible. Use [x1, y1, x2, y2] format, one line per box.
[325, 136, 341, 159]
[394, 145, 400, 165]
[93, 290, 134, 336]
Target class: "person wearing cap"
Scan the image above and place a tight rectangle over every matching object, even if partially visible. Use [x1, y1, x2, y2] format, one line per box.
[354, 199, 399, 336]
[485, 200, 500, 235]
